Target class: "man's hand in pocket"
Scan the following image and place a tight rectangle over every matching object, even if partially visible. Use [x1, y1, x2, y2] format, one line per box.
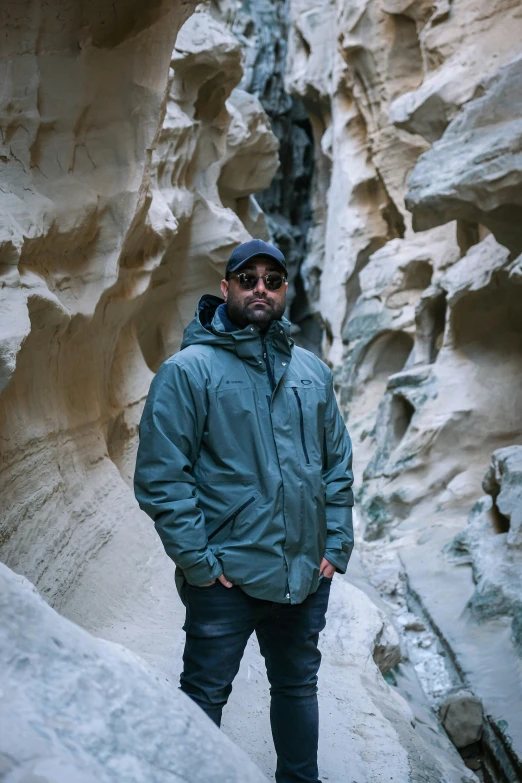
[319, 558, 335, 578]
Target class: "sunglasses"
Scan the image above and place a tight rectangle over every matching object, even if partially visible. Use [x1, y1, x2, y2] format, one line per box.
[231, 272, 286, 291]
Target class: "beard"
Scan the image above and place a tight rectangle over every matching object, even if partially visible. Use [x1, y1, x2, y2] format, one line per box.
[226, 290, 286, 331]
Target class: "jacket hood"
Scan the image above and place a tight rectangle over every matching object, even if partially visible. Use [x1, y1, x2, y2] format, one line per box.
[180, 294, 294, 364]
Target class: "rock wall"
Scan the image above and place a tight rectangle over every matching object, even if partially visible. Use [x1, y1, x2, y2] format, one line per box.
[0, 4, 278, 615]
[285, 0, 522, 777]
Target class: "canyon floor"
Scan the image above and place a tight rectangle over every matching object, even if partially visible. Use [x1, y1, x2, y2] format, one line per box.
[82, 530, 473, 783]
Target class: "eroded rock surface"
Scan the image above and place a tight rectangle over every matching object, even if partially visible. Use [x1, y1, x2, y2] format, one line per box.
[0, 5, 278, 615]
[448, 447, 522, 652]
[406, 56, 522, 256]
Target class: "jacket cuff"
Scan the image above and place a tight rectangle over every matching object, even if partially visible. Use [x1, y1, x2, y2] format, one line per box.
[180, 550, 223, 586]
[324, 536, 353, 574]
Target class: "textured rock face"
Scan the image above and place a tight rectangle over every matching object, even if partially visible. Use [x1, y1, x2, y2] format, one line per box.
[482, 446, 522, 551]
[0, 5, 278, 614]
[438, 692, 483, 750]
[285, 0, 522, 359]
[286, 0, 522, 775]
[0, 563, 266, 783]
[406, 56, 522, 256]
[448, 447, 522, 649]
[0, 2, 279, 774]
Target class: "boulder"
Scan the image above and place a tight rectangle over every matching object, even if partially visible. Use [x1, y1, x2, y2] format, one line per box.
[0, 564, 266, 783]
[438, 691, 483, 749]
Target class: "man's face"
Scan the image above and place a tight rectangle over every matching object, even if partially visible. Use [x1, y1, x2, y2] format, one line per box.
[221, 257, 288, 331]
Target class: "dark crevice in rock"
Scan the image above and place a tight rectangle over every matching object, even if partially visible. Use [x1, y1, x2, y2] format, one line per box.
[415, 288, 447, 364]
[390, 394, 415, 448]
[456, 220, 481, 256]
[226, 0, 315, 345]
[450, 269, 522, 355]
[342, 238, 388, 338]
[490, 504, 510, 535]
[289, 271, 323, 354]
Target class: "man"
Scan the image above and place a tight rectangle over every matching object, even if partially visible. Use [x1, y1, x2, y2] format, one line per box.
[134, 238, 354, 783]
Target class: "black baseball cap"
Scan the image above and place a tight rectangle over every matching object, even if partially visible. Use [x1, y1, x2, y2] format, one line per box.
[226, 239, 287, 276]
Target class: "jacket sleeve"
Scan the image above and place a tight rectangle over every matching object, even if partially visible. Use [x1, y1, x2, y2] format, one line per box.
[322, 379, 354, 573]
[133, 358, 223, 586]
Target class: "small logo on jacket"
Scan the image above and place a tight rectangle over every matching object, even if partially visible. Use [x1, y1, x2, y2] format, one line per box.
[301, 379, 312, 385]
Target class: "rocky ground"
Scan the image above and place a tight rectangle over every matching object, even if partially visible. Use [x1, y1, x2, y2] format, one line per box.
[1, 551, 475, 783]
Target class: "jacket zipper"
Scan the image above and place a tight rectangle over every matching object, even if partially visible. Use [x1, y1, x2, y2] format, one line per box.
[292, 387, 310, 465]
[208, 495, 256, 541]
[262, 337, 276, 392]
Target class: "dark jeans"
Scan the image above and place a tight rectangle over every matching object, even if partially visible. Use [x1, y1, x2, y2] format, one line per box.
[180, 577, 332, 783]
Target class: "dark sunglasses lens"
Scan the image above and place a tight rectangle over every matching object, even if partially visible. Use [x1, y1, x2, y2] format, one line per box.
[239, 274, 258, 290]
[265, 274, 284, 291]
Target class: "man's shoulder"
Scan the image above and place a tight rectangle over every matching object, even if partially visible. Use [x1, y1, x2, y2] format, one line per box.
[161, 344, 217, 379]
[292, 345, 333, 383]
[167, 344, 216, 365]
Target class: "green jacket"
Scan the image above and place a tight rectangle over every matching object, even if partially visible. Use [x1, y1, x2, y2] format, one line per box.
[134, 295, 354, 604]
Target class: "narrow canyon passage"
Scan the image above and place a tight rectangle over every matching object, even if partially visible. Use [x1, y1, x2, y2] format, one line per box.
[1, 1, 522, 782]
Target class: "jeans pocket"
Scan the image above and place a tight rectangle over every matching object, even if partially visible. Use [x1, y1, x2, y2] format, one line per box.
[188, 580, 220, 591]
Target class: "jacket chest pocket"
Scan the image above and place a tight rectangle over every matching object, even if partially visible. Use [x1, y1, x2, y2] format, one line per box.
[292, 387, 310, 465]
[207, 491, 260, 544]
[285, 383, 327, 468]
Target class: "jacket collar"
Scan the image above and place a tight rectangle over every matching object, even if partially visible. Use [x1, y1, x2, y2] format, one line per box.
[211, 303, 293, 377]
[181, 295, 294, 384]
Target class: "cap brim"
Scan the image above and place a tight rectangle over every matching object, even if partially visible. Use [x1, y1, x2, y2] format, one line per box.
[227, 252, 287, 274]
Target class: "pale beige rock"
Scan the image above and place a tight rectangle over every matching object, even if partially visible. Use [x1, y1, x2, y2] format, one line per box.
[438, 691, 483, 749]
[0, 3, 279, 775]
[340, 231, 522, 767]
[338, 224, 460, 484]
[389, 2, 522, 143]
[286, 0, 522, 361]
[286, 7, 522, 771]
[285, 0, 455, 363]
[447, 445, 522, 642]
[0, 5, 279, 617]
